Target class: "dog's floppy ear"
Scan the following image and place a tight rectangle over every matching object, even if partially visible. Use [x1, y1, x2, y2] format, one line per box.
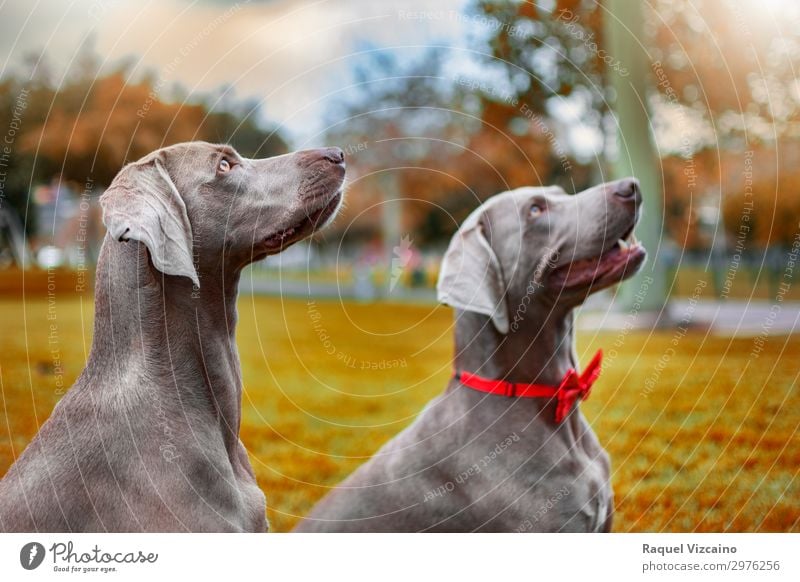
[437, 210, 509, 334]
[100, 157, 199, 288]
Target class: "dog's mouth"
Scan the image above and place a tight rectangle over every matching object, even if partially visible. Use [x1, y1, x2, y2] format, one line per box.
[548, 225, 646, 291]
[261, 190, 343, 254]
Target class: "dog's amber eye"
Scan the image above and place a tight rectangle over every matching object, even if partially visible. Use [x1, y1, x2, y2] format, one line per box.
[529, 204, 544, 218]
[218, 159, 232, 173]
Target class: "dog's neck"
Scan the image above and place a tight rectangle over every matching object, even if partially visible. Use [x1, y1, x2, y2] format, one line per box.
[452, 304, 577, 387]
[88, 238, 244, 459]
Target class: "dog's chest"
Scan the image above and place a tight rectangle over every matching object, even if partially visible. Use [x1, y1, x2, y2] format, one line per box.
[535, 424, 613, 532]
[466, 417, 613, 532]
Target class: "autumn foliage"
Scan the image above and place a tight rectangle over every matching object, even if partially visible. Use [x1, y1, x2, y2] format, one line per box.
[0, 55, 286, 234]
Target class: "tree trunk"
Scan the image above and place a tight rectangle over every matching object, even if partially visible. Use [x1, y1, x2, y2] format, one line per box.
[604, 0, 669, 314]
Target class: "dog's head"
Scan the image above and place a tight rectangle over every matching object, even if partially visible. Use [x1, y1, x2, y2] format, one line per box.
[437, 179, 646, 334]
[100, 142, 345, 287]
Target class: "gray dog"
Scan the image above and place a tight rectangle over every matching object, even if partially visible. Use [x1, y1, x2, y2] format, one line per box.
[0, 142, 345, 532]
[295, 179, 645, 532]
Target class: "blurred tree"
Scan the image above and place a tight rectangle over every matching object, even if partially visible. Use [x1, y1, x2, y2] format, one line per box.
[323, 44, 582, 243]
[0, 42, 287, 239]
[471, 0, 800, 253]
[647, 0, 800, 144]
[471, 0, 609, 130]
[0, 76, 53, 236]
[201, 105, 288, 159]
[647, 0, 800, 254]
[25, 72, 206, 185]
[23, 71, 287, 185]
[338, 5, 586, 234]
[0, 42, 287, 214]
[322, 47, 477, 242]
[662, 143, 800, 251]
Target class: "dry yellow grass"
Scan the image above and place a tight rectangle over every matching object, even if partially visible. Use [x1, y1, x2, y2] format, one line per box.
[0, 295, 798, 532]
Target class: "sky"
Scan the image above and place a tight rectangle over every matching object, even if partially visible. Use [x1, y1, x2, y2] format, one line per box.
[0, 0, 474, 145]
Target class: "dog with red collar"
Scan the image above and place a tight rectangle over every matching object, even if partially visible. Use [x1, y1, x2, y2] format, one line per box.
[295, 179, 646, 532]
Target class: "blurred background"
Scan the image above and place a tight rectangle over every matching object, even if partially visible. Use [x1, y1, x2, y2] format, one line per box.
[0, 0, 798, 531]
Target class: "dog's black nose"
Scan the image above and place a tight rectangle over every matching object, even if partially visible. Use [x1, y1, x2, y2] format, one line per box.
[322, 147, 345, 164]
[612, 178, 640, 202]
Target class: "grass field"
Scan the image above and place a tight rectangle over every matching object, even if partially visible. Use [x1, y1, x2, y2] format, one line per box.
[0, 295, 798, 532]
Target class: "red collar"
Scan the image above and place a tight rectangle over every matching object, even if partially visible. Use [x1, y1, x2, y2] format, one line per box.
[455, 350, 603, 423]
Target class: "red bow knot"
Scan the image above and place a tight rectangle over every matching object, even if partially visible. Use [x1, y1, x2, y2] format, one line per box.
[456, 350, 603, 423]
[553, 350, 603, 423]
